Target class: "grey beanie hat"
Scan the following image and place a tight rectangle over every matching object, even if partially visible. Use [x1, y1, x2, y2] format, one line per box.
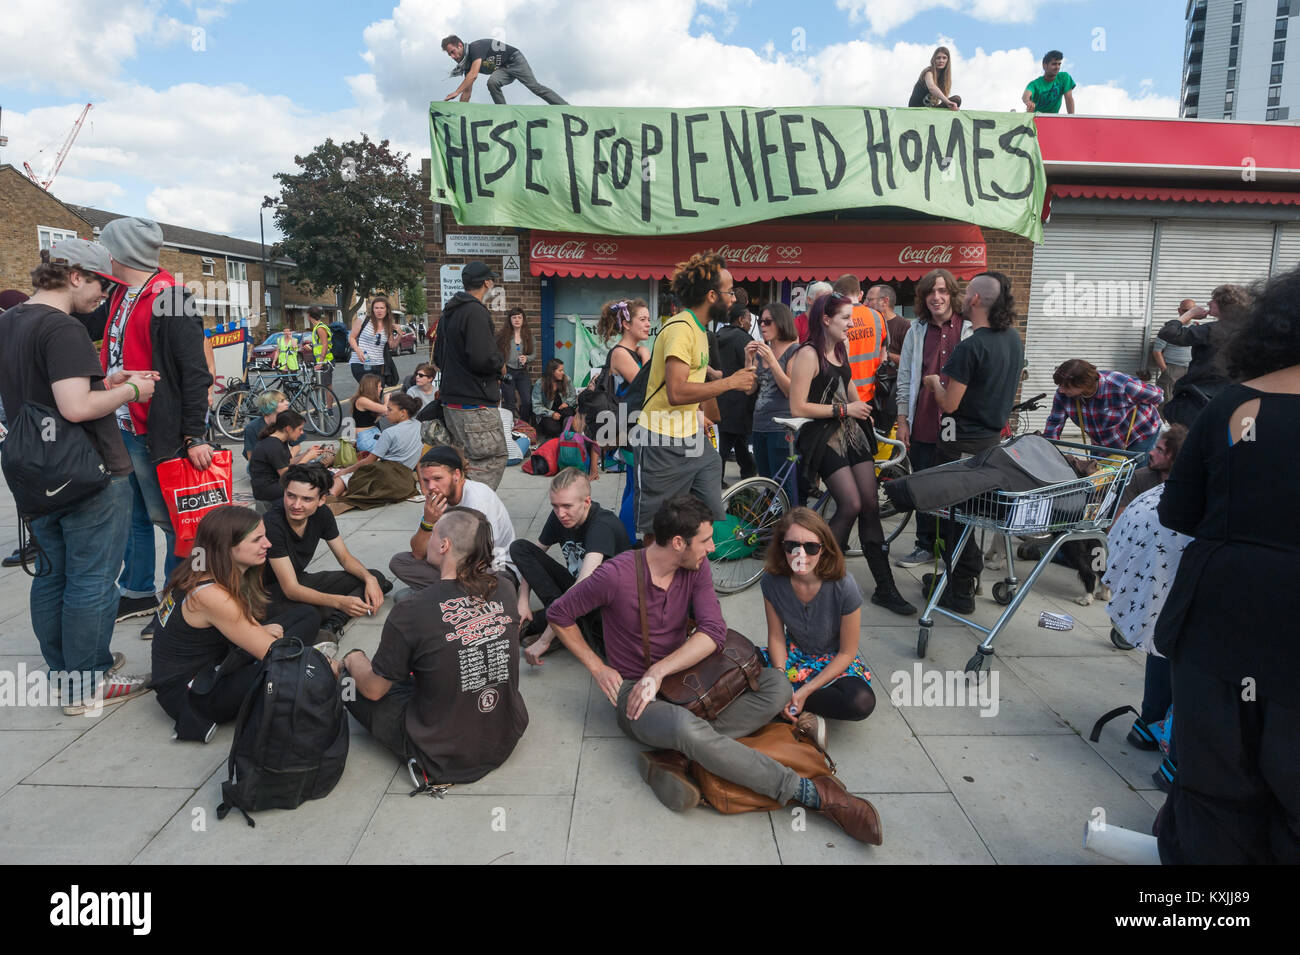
[100, 216, 164, 271]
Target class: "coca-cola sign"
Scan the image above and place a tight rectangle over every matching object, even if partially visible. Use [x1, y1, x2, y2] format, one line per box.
[531, 239, 587, 260]
[898, 244, 954, 265]
[713, 243, 772, 264]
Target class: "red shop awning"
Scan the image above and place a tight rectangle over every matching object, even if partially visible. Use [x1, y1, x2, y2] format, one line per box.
[1042, 183, 1300, 221]
[529, 220, 987, 282]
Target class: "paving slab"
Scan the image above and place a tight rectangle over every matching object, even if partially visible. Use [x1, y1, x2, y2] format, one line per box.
[921, 734, 1157, 864]
[0, 784, 191, 864]
[0, 729, 81, 797]
[566, 737, 780, 864]
[352, 794, 572, 864]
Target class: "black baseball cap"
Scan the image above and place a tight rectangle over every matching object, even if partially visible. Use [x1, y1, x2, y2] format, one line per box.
[462, 261, 499, 285]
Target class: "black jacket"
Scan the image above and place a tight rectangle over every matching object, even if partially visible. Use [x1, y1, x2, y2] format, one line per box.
[78, 278, 212, 464]
[434, 291, 502, 406]
[715, 323, 755, 432]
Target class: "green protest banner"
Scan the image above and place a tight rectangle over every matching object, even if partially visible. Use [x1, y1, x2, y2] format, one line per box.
[428, 103, 1046, 243]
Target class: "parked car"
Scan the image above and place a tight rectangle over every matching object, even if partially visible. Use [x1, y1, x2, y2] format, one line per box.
[396, 324, 418, 355]
[329, 321, 351, 363]
[249, 330, 314, 365]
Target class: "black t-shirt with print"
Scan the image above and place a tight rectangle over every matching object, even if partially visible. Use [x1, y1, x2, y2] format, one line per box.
[941, 327, 1024, 439]
[0, 303, 131, 475]
[370, 575, 529, 783]
[460, 39, 518, 75]
[249, 435, 291, 501]
[538, 501, 631, 576]
[261, 501, 339, 589]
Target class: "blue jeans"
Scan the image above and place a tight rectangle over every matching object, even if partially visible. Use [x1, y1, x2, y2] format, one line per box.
[1127, 430, 1159, 467]
[618, 449, 638, 542]
[753, 430, 799, 507]
[117, 429, 180, 597]
[30, 476, 133, 699]
[356, 427, 381, 454]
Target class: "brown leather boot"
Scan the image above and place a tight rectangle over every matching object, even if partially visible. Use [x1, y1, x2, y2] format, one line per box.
[812, 776, 884, 845]
[637, 750, 700, 811]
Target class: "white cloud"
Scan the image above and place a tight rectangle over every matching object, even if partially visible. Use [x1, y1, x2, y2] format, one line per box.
[835, 0, 1083, 35]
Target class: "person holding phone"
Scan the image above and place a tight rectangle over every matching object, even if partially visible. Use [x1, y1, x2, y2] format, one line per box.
[248, 410, 331, 507]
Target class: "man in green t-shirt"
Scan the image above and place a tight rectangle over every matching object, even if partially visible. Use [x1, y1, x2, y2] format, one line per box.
[1022, 50, 1076, 115]
[632, 252, 756, 537]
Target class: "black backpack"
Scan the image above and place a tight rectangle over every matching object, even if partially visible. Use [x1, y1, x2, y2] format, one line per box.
[0, 401, 110, 518]
[578, 345, 637, 447]
[621, 318, 691, 420]
[217, 637, 349, 826]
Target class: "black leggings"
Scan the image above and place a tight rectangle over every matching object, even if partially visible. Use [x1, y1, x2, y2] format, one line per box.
[818, 444, 885, 552]
[804, 676, 876, 721]
[717, 430, 756, 479]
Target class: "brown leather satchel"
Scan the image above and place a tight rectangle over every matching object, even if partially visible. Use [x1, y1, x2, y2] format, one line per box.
[635, 550, 762, 721]
[692, 722, 837, 814]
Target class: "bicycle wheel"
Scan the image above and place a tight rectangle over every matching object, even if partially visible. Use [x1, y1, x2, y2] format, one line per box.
[215, 390, 252, 442]
[712, 477, 788, 595]
[296, 384, 342, 437]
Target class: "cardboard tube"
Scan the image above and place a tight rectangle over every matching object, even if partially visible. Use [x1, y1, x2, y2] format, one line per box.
[1082, 821, 1161, 865]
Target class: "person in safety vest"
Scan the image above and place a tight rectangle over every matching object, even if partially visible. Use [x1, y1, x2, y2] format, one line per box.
[832, 274, 886, 406]
[307, 305, 335, 406]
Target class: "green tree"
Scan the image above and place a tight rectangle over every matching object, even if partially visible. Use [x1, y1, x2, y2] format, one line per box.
[267, 134, 422, 325]
[401, 278, 427, 321]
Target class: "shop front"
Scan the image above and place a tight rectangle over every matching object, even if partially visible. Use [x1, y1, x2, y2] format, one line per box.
[530, 219, 994, 372]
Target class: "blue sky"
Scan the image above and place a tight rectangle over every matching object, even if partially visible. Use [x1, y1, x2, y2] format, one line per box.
[0, 0, 1189, 240]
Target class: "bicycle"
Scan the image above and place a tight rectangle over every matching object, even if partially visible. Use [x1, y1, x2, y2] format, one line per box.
[1004, 392, 1047, 438]
[212, 363, 280, 442]
[213, 362, 341, 441]
[711, 418, 913, 595]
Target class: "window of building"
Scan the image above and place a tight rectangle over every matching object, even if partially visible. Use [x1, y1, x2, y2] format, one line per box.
[1269, 85, 1283, 105]
[1274, 41, 1287, 61]
[1267, 107, 1280, 120]
[200, 256, 215, 276]
[1278, 18, 1289, 39]
[1225, 90, 1235, 108]
[1230, 46, 1239, 67]
[227, 260, 248, 283]
[1271, 62, 1284, 83]
[1279, 1, 1292, 17]
[1227, 68, 1237, 88]
[1232, 24, 1241, 44]
[265, 266, 279, 287]
[37, 226, 79, 251]
[1234, 1, 1244, 22]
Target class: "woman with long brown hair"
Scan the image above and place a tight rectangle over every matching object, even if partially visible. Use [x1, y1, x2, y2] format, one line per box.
[150, 506, 324, 742]
[598, 298, 652, 539]
[531, 357, 577, 440]
[497, 307, 535, 425]
[348, 295, 400, 383]
[761, 507, 875, 747]
[350, 372, 387, 453]
[908, 46, 961, 109]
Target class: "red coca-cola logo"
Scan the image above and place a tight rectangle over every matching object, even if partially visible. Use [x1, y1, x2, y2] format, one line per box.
[714, 243, 772, 264]
[531, 240, 588, 260]
[898, 244, 954, 265]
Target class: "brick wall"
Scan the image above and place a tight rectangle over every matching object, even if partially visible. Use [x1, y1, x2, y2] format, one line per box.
[421, 159, 543, 360]
[982, 227, 1036, 331]
[0, 166, 93, 293]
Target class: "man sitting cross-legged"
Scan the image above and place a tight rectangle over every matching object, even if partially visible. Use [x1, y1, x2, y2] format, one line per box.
[262, 464, 393, 640]
[545, 494, 883, 845]
[389, 445, 517, 593]
[509, 467, 631, 666]
[342, 507, 529, 788]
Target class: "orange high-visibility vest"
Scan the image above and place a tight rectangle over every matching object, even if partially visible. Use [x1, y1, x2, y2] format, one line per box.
[846, 303, 886, 402]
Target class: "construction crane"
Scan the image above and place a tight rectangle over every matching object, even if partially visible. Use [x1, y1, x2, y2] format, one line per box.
[24, 102, 92, 191]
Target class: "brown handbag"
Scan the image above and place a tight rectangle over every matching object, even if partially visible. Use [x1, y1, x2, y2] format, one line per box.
[635, 550, 763, 721]
[692, 722, 837, 814]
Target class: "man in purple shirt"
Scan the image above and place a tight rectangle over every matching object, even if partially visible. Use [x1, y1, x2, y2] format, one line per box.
[547, 495, 883, 845]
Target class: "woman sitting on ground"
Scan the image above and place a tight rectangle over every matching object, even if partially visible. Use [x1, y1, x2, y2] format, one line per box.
[597, 298, 652, 540]
[1042, 359, 1164, 454]
[908, 45, 961, 109]
[532, 358, 577, 441]
[249, 410, 331, 506]
[788, 292, 915, 616]
[242, 390, 289, 464]
[151, 506, 326, 742]
[405, 363, 439, 411]
[329, 393, 423, 510]
[350, 373, 388, 453]
[761, 507, 875, 746]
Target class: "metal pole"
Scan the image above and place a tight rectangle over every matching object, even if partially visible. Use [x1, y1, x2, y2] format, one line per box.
[259, 206, 267, 334]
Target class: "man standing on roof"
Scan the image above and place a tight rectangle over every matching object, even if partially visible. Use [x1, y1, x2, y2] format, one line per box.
[442, 34, 568, 105]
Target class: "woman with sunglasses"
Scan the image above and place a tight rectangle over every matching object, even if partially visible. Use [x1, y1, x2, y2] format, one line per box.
[746, 301, 800, 507]
[761, 507, 875, 747]
[405, 363, 439, 411]
[789, 293, 915, 616]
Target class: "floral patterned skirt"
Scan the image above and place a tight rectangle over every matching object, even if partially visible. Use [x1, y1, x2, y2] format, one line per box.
[759, 636, 871, 689]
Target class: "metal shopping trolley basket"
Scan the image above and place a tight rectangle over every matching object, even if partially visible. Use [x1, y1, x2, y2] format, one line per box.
[915, 439, 1141, 673]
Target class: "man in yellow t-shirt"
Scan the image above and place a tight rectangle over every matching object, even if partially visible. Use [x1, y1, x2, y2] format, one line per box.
[632, 252, 756, 537]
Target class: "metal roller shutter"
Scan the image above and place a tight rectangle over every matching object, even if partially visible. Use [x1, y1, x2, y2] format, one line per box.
[1151, 220, 1276, 328]
[1275, 223, 1300, 276]
[1022, 217, 1156, 432]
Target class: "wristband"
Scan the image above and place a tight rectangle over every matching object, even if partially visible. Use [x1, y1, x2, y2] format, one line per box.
[128, 382, 140, 402]
[419, 520, 434, 532]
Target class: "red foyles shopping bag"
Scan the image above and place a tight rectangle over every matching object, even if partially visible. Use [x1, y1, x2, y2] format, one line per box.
[156, 449, 234, 558]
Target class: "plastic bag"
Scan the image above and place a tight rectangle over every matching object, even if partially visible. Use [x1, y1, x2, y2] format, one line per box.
[156, 449, 234, 558]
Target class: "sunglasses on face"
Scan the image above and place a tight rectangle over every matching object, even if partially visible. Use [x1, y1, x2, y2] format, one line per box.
[782, 540, 822, 556]
[759, 318, 774, 326]
[415, 372, 431, 378]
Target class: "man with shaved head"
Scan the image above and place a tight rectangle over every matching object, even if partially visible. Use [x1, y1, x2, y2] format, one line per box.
[1152, 298, 1195, 406]
[918, 271, 1023, 613]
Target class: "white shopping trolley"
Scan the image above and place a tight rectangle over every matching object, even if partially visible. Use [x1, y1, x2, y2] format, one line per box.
[915, 439, 1141, 673]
